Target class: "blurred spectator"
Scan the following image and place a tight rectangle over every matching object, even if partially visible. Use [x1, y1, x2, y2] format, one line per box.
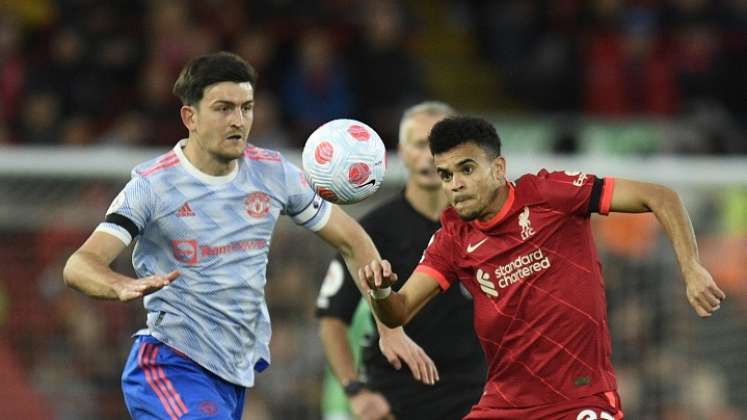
[507, 0, 583, 111]
[673, 22, 721, 108]
[582, 5, 679, 116]
[98, 111, 150, 146]
[469, 0, 540, 73]
[195, 0, 249, 46]
[282, 28, 354, 144]
[718, 0, 747, 124]
[249, 91, 292, 149]
[30, 25, 112, 119]
[233, 28, 283, 94]
[146, 0, 215, 75]
[135, 59, 184, 146]
[0, 16, 26, 125]
[18, 90, 61, 144]
[347, 0, 422, 146]
[61, 114, 96, 146]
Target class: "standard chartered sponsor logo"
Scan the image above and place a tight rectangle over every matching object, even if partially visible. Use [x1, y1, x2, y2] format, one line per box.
[473, 249, 552, 298]
[494, 248, 551, 289]
[475, 269, 498, 297]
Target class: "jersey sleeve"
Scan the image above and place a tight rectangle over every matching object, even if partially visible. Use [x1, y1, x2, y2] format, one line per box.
[95, 175, 157, 246]
[281, 156, 331, 231]
[414, 227, 459, 291]
[532, 170, 615, 216]
[315, 256, 363, 324]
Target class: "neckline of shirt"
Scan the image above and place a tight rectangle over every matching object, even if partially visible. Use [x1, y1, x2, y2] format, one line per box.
[174, 139, 240, 185]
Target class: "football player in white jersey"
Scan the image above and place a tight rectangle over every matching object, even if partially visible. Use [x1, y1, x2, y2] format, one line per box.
[63, 52, 436, 420]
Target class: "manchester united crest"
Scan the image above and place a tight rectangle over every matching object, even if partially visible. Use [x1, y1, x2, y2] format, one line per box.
[245, 192, 270, 218]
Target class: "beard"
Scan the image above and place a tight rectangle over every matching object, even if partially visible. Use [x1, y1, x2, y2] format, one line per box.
[457, 210, 480, 222]
[454, 206, 480, 221]
[212, 139, 247, 162]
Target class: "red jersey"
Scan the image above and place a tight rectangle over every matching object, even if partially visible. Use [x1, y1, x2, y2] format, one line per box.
[416, 170, 618, 409]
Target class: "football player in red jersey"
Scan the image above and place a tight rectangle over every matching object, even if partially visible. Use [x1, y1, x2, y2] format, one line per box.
[359, 116, 725, 420]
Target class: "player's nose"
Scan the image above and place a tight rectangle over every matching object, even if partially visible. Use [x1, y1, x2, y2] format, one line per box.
[230, 108, 246, 127]
[449, 175, 465, 191]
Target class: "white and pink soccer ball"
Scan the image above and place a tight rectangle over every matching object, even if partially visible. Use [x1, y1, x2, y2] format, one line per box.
[302, 119, 386, 205]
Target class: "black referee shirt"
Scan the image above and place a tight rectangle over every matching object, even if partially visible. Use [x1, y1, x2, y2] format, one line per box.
[316, 191, 486, 420]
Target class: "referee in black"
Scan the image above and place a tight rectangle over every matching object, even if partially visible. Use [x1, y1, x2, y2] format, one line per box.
[316, 102, 486, 420]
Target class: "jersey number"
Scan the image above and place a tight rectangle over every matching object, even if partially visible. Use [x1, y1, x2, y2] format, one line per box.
[577, 409, 614, 420]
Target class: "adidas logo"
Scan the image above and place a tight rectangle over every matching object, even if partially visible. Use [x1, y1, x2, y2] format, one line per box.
[176, 202, 195, 217]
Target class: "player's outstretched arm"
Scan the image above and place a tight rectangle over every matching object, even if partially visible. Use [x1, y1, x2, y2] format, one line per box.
[360, 260, 441, 328]
[609, 178, 726, 317]
[63, 231, 179, 301]
[316, 205, 382, 293]
[316, 206, 439, 384]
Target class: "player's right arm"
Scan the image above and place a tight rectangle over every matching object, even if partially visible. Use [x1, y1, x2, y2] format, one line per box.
[360, 262, 442, 328]
[63, 232, 178, 301]
[63, 174, 178, 301]
[361, 227, 455, 328]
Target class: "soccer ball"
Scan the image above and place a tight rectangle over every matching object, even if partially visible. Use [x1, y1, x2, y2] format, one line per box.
[302, 119, 386, 205]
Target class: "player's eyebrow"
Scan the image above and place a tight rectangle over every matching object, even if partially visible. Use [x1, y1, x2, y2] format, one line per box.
[210, 99, 254, 106]
[454, 158, 477, 168]
[436, 158, 477, 174]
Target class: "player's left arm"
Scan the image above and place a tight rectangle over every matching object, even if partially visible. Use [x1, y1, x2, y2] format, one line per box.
[609, 178, 726, 317]
[316, 205, 382, 292]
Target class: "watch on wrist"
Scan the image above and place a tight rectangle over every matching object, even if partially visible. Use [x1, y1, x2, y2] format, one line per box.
[342, 379, 366, 397]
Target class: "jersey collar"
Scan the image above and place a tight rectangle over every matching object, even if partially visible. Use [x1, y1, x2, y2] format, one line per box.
[174, 139, 239, 185]
[472, 182, 515, 231]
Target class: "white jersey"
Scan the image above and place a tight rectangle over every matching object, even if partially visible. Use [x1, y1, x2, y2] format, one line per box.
[96, 140, 331, 387]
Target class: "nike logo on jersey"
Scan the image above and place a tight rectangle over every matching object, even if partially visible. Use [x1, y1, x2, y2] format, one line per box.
[355, 179, 376, 188]
[467, 238, 488, 253]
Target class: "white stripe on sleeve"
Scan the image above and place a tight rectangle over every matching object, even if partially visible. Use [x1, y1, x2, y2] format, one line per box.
[95, 223, 133, 246]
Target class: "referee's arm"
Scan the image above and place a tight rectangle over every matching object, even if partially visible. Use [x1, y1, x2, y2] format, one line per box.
[316, 257, 363, 386]
[319, 317, 359, 385]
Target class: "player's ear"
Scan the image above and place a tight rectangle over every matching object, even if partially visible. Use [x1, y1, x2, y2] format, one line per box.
[180, 105, 197, 131]
[492, 156, 506, 183]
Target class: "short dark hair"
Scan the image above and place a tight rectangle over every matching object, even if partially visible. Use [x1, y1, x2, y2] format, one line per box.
[428, 116, 502, 158]
[172, 51, 258, 106]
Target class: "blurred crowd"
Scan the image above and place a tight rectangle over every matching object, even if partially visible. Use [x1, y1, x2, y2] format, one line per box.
[0, 0, 745, 152]
[0, 0, 746, 419]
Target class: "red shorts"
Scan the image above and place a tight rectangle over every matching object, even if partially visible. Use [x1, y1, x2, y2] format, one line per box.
[464, 391, 623, 420]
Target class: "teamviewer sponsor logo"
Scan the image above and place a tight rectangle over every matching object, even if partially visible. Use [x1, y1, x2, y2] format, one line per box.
[200, 240, 267, 256]
[172, 239, 268, 264]
[493, 248, 551, 289]
[172, 240, 198, 264]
